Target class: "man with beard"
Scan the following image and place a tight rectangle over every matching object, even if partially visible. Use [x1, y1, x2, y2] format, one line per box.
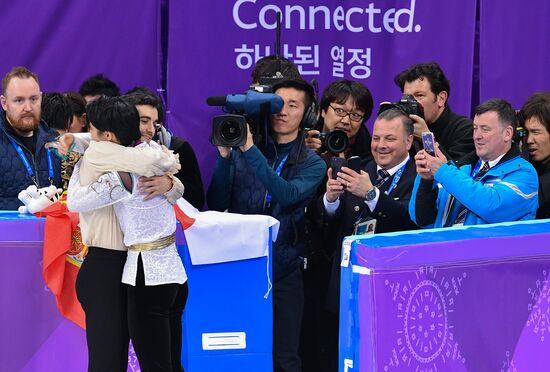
[0, 66, 62, 209]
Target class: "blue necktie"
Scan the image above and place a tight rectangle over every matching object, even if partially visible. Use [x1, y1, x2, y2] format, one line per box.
[452, 162, 491, 225]
[374, 169, 390, 188]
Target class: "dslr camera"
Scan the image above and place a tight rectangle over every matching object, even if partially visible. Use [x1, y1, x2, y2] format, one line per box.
[378, 94, 425, 119]
[307, 128, 349, 154]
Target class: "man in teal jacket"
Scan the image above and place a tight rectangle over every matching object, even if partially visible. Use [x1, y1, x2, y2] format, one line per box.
[409, 98, 538, 228]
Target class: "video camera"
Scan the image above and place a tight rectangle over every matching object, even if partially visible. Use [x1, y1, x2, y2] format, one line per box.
[207, 90, 283, 147]
[378, 94, 425, 119]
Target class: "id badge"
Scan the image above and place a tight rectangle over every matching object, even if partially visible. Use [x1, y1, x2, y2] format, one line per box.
[353, 217, 377, 235]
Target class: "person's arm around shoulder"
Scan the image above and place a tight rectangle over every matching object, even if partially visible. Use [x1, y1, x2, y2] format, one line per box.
[85, 141, 180, 177]
[67, 162, 131, 213]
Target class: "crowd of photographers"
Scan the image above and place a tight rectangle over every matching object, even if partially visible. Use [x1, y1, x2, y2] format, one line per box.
[208, 59, 547, 372]
[1, 59, 549, 372]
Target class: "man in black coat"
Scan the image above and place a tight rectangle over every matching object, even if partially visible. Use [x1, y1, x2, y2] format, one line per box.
[394, 62, 474, 160]
[300, 79, 374, 372]
[318, 107, 419, 371]
[520, 92, 550, 219]
[125, 88, 205, 210]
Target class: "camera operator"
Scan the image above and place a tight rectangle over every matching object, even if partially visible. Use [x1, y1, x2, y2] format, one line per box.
[394, 62, 474, 160]
[251, 55, 302, 85]
[519, 92, 550, 219]
[300, 79, 374, 372]
[207, 79, 326, 372]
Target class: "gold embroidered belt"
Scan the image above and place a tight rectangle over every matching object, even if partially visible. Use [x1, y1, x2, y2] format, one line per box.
[129, 233, 176, 251]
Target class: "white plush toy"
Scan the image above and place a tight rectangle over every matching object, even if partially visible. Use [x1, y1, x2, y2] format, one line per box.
[18, 185, 63, 214]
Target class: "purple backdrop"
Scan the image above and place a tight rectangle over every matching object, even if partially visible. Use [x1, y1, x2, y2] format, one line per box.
[2, 1, 549, 190]
[479, 0, 550, 108]
[167, 0, 477, 186]
[0, 0, 162, 95]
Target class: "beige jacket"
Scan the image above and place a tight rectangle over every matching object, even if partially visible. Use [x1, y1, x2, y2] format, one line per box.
[69, 140, 182, 251]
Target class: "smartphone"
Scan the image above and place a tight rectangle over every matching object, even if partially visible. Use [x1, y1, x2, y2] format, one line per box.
[421, 132, 436, 156]
[331, 157, 347, 179]
[347, 156, 361, 173]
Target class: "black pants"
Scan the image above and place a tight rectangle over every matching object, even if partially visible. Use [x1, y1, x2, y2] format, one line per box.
[127, 255, 188, 372]
[300, 256, 336, 372]
[273, 266, 304, 372]
[76, 247, 129, 372]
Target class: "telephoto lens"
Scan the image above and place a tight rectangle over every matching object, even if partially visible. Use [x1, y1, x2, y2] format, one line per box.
[319, 129, 349, 154]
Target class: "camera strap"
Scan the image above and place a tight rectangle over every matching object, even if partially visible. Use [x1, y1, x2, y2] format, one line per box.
[264, 154, 289, 206]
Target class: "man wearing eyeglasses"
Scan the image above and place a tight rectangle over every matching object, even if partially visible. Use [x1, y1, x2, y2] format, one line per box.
[305, 79, 374, 162]
[301, 79, 374, 372]
[394, 62, 474, 160]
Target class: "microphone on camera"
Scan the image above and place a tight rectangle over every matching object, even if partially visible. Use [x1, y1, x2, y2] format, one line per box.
[206, 90, 283, 115]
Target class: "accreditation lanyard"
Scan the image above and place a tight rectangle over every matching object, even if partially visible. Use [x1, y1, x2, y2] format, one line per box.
[355, 162, 407, 224]
[470, 160, 483, 179]
[383, 162, 406, 196]
[264, 154, 289, 206]
[8, 136, 54, 187]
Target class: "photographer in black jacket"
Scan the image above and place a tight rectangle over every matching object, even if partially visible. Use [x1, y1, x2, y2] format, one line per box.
[301, 79, 374, 372]
[394, 62, 474, 160]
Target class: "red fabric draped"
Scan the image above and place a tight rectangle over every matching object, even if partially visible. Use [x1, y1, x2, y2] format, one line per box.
[35, 202, 86, 329]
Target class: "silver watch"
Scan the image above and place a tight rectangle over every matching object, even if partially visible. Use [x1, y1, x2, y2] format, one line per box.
[365, 187, 377, 201]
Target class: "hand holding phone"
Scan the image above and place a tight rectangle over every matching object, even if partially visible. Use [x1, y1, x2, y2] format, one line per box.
[347, 156, 361, 173]
[330, 157, 346, 179]
[421, 132, 436, 156]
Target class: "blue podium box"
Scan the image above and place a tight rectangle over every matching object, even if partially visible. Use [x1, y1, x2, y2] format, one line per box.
[177, 227, 273, 372]
[339, 220, 550, 372]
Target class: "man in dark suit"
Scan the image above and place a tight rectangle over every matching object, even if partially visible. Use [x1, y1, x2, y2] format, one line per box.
[323, 106, 418, 235]
[318, 107, 418, 370]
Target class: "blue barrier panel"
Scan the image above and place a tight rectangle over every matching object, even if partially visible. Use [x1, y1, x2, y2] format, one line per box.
[339, 220, 550, 372]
